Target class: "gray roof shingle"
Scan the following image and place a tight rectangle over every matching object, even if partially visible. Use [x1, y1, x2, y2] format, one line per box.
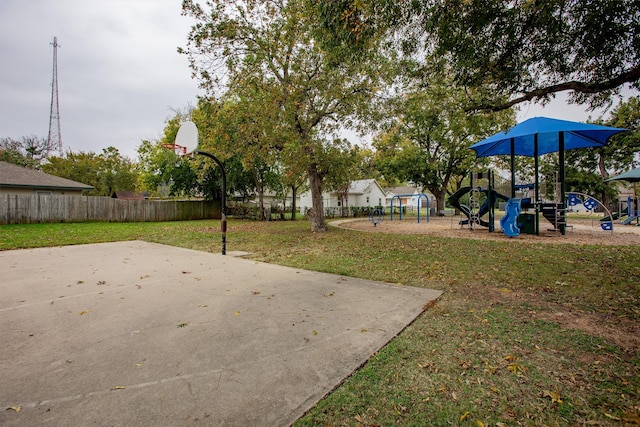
[0, 161, 94, 191]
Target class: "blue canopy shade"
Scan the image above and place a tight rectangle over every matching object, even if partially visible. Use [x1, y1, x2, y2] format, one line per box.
[605, 167, 640, 183]
[469, 117, 626, 158]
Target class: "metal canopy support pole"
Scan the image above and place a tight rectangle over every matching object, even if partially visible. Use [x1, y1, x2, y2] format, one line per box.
[196, 150, 227, 255]
[488, 170, 495, 232]
[558, 132, 566, 235]
[534, 134, 540, 236]
[510, 138, 516, 198]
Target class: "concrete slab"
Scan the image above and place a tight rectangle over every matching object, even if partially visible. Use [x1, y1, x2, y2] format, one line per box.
[0, 241, 442, 426]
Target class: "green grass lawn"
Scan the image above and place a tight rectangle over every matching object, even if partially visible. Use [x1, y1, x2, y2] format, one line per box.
[1, 219, 638, 426]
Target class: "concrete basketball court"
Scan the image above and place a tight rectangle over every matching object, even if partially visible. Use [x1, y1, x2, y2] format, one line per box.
[1, 241, 441, 426]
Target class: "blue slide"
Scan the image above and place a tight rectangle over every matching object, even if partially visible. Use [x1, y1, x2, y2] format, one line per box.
[500, 198, 522, 237]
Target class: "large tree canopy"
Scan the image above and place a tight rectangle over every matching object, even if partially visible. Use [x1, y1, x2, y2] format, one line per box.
[43, 147, 138, 197]
[0, 136, 49, 169]
[180, 0, 387, 231]
[311, 0, 640, 112]
[373, 68, 515, 211]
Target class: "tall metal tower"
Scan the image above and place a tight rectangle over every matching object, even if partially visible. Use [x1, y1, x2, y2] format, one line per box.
[47, 36, 62, 156]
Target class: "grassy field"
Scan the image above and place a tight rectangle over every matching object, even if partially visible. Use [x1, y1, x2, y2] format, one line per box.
[1, 219, 639, 426]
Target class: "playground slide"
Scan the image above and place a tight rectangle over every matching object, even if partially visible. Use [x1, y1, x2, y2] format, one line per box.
[448, 187, 490, 227]
[622, 215, 640, 225]
[500, 198, 522, 237]
[600, 212, 621, 222]
[447, 186, 509, 228]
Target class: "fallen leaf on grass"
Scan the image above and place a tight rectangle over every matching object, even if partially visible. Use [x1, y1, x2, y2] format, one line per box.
[543, 390, 563, 404]
[460, 411, 471, 421]
[505, 355, 527, 374]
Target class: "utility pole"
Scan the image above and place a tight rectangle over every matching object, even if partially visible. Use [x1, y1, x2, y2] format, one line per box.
[47, 36, 62, 156]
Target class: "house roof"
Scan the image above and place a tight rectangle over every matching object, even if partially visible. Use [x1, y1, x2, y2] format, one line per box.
[348, 179, 377, 194]
[112, 190, 144, 200]
[384, 186, 419, 196]
[0, 161, 94, 191]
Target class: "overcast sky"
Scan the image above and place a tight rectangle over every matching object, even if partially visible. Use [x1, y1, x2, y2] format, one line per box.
[0, 0, 635, 161]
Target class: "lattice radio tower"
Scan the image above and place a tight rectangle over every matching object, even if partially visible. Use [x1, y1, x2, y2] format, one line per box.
[47, 36, 63, 156]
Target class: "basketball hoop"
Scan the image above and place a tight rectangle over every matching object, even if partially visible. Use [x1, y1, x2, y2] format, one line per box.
[161, 143, 187, 155]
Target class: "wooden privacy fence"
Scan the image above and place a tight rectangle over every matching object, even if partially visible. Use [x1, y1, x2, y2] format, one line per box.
[0, 195, 220, 224]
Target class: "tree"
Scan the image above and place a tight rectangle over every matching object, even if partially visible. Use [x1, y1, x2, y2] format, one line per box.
[0, 136, 49, 169]
[43, 148, 138, 196]
[193, 96, 283, 220]
[598, 96, 640, 174]
[543, 96, 640, 204]
[180, 0, 386, 231]
[136, 140, 199, 198]
[310, 0, 640, 112]
[373, 70, 515, 211]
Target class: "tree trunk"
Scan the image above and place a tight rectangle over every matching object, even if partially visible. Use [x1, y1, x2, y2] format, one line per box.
[290, 185, 297, 220]
[431, 188, 446, 213]
[257, 186, 266, 221]
[307, 163, 327, 231]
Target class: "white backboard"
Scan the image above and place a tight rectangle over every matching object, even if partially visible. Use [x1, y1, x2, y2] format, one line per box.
[175, 121, 199, 155]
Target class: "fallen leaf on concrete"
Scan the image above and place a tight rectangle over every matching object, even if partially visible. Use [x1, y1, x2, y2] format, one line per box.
[111, 386, 126, 390]
[79, 310, 88, 315]
[6, 406, 20, 412]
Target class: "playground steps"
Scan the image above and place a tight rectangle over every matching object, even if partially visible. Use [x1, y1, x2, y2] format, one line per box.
[540, 203, 568, 235]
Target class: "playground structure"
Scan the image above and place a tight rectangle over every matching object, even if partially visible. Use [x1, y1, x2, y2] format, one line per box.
[447, 170, 617, 237]
[370, 208, 384, 227]
[447, 170, 510, 232]
[603, 196, 640, 226]
[389, 194, 431, 223]
[567, 192, 614, 232]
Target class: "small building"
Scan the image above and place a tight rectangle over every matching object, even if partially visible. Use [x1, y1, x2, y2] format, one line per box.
[298, 179, 386, 211]
[384, 185, 435, 211]
[0, 161, 94, 195]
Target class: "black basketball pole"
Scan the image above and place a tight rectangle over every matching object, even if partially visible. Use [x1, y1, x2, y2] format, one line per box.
[196, 150, 227, 255]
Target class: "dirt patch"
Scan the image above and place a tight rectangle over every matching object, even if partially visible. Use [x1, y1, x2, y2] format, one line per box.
[454, 283, 640, 353]
[332, 216, 640, 246]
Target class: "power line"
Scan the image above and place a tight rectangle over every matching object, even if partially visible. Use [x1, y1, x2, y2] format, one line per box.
[47, 36, 62, 156]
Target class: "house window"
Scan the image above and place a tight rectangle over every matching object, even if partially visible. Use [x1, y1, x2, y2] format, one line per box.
[366, 196, 370, 203]
[378, 198, 382, 205]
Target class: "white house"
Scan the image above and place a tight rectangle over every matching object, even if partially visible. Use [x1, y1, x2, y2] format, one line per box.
[298, 179, 386, 212]
[384, 185, 435, 211]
